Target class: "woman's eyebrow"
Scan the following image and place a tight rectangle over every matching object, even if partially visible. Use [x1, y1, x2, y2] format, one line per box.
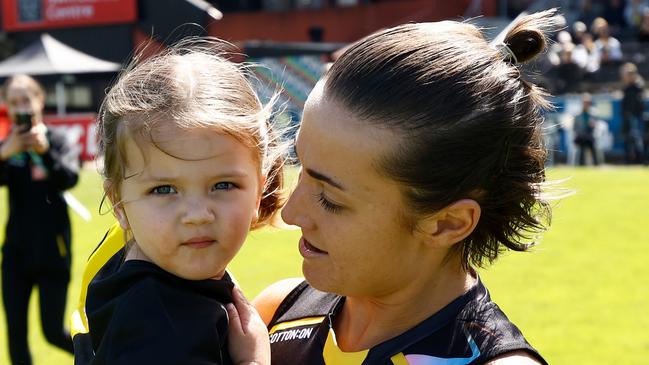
[294, 139, 345, 190]
[305, 168, 345, 191]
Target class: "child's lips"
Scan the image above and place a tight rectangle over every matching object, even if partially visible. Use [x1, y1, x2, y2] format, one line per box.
[183, 237, 216, 248]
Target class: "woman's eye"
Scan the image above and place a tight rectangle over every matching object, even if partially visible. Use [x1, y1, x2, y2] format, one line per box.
[317, 192, 343, 214]
[150, 185, 177, 195]
[213, 182, 235, 191]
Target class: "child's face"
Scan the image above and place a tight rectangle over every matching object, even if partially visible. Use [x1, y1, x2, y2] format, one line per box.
[115, 125, 263, 280]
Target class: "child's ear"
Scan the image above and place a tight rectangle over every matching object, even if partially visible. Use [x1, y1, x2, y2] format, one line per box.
[114, 206, 130, 231]
[104, 180, 129, 230]
[417, 199, 481, 249]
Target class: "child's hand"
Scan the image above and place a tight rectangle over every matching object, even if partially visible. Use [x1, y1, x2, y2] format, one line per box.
[227, 286, 270, 365]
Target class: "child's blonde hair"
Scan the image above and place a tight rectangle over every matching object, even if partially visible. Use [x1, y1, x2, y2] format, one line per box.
[99, 38, 285, 229]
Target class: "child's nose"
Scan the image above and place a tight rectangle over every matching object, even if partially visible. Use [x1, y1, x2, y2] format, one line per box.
[181, 200, 215, 225]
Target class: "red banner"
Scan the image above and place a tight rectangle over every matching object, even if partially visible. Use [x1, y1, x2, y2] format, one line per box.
[0, 106, 10, 140]
[44, 113, 97, 161]
[2, 0, 137, 32]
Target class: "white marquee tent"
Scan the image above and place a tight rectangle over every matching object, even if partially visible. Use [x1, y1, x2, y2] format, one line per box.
[0, 33, 121, 114]
[0, 33, 120, 76]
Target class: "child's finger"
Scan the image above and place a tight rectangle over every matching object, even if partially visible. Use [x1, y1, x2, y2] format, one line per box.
[226, 303, 243, 334]
[231, 286, 252, 327]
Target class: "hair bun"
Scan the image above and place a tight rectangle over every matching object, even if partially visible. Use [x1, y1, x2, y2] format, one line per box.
[492, 9, 560, 65]
[505, 29, 544, 64]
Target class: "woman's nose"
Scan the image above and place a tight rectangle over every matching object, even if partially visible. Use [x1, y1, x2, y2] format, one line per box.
[281, 184, 315, 230]
[181, 200, 215, 225]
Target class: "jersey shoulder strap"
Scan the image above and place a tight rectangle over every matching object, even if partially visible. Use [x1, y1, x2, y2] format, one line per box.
[269, 281, 341, 326]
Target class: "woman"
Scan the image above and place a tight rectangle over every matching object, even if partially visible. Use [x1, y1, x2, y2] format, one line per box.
[253, 10, 558, 365]
[0, 75, 78, 364]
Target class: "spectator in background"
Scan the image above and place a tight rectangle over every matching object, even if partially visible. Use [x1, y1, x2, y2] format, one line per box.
[604, 0, 627, 32]
[574, 93, 600, 166]
[592, 17, 623, 65]
[572, 20, 588, 45]
[0, 75, 78, 365]
[547, 29, 572, 66]
[638, 8, 649, 41]
[573, 32, 601, 74]
[579, 0, 600, 29]
[620, 62, 646, 164]
[555, 42, 583, 94]
[625, 0, 649, 29]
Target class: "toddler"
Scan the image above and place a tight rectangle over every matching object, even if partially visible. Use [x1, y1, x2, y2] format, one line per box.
[72, 39, 285, 365]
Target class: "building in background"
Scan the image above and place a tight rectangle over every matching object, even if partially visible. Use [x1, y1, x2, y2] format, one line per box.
[0, 0, 494, 111]
[0, 0, 490, 160]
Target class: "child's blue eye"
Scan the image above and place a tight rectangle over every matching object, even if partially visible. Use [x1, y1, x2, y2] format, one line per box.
[151, 185, 177, 195]
[213, 182, 235, 191]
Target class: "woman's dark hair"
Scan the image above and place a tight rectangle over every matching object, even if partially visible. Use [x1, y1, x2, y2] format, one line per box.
[323, 10, 559, 269]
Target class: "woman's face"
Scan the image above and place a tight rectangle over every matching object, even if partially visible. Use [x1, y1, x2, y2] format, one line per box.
[281, 83, 427, 298]
[5, 82, 44, 124]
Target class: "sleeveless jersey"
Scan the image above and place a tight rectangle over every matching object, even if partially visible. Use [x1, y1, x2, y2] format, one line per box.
[268, 279, 547, 365]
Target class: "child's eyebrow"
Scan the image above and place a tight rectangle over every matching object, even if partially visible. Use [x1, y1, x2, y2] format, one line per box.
[139, 170, 252, 182]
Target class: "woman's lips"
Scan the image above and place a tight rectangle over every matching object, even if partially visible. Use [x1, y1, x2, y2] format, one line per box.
[299, 237, 328, 258]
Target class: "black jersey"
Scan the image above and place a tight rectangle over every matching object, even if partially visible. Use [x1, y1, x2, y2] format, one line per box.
[268, 279, 547, 365]
[72, 225, 235, 365]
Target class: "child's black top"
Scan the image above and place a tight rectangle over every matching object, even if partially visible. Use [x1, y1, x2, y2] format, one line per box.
[81, 251, 235, 365]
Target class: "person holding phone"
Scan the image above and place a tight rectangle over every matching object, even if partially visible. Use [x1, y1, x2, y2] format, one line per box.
[0, 74, 79, 365]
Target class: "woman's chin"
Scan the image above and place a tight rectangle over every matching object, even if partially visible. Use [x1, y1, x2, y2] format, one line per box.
[302, 265, 345, 295]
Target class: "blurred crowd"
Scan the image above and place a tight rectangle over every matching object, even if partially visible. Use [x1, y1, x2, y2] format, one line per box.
[512, 0, 649, 93]
[506, 0, 649, 166]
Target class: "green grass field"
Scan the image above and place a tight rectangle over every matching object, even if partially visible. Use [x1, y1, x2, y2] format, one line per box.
[0, 166, 647, 364]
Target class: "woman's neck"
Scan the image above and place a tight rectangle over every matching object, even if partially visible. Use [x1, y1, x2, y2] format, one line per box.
[333, 259, 475, 352]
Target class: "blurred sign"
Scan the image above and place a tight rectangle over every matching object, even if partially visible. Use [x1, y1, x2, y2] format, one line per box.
[44, 113, 96, 161]
[0, 105, 9, 140]
[2, 0, 137, 32]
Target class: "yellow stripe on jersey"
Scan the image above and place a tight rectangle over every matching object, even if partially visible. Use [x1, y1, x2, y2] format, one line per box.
[70, 223, 125, 337]
[269, 316, 326, 334]
[390, 352, 409, 365]
[323, 328, 369, 365]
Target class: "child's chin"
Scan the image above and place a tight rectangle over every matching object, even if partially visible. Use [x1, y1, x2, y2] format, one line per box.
[179, 269, 225, 281]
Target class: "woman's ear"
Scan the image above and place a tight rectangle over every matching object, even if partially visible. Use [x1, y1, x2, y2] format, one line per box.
[104, 180, 129, 230]
[417, 199, 481, 249]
